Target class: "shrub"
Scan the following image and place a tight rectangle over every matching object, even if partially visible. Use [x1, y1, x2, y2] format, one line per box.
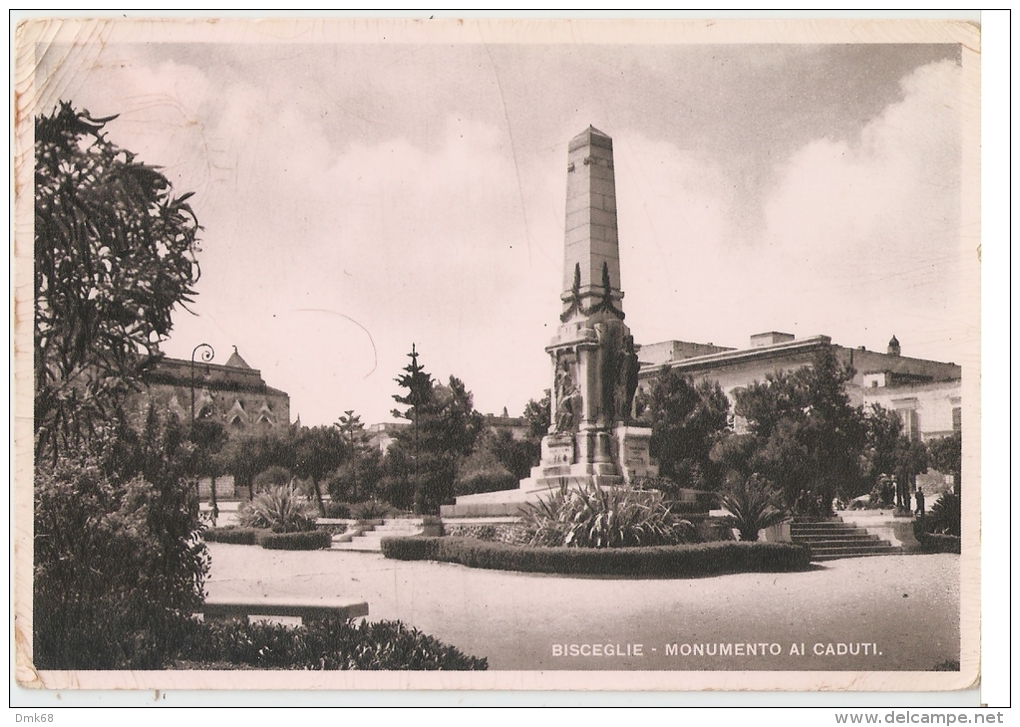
[237, 486, 317, 533]
[721, 474, 787, 542]
[455, 469, 518, 496]
[925, 492, 961, 536]
[454, 446, 518, 496]
[323, 501, 352, 519]
[202, 527, 265, 545]
[381, 536, 810, 577]
[351, 499, 392, 521]
[34, 447, 208, 669]
[179, 615, 487, 670]
[257, 530, 332, 550]
[519, 483, 695, 548]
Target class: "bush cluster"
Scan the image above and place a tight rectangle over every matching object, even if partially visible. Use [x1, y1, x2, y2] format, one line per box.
[34, 446, 208, 669]
[380, 536, 810, 577]
[351, 500, 393, 521]
[257, 530, 333, 551]
[179, 615, 487, 670]
[519, 483, 695, 548]
[237, 486, 317, 533]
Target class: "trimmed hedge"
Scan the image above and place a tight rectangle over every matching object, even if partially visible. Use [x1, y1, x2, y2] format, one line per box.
[916, 532, 961, 554]
[202, 527, 266, 545]
[380, 536, 810, 577]
[257, 530, 332, 551]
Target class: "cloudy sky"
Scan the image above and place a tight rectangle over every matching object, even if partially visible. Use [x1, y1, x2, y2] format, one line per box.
[30, 20, 978, 426]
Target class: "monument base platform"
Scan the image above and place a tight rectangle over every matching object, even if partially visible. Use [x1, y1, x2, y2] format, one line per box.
[441, 425, 658, 519]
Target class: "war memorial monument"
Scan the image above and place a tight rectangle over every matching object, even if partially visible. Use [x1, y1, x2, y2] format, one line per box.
[445, 126, 656, 518]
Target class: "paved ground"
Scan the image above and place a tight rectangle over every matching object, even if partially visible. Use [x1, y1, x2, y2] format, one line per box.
[205, 544, 960, 671]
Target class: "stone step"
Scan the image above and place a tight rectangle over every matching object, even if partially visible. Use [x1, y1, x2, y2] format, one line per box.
[790, 516, 901, 561]
[809, 545, 901, 561]
[791, 524, 865, 533]
[794, 536, 883, 546]
[331, 519, 424, 552]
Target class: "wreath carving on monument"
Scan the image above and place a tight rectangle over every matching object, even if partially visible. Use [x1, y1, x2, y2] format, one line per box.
[560, 262, 625, 323]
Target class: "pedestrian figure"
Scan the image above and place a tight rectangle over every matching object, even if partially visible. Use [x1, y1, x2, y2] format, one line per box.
[914, 486, 926, 515]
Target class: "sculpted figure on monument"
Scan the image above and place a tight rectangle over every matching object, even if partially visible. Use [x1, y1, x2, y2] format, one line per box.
[617, 334, 640, 422]
[555, 359, 580, 433]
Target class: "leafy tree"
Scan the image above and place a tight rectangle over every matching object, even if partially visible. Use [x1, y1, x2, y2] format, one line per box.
[34, 410, 209, 668]
[645, 370, 730, 492]
[862, 404, 904, 489]
[252, 465, 293, 489]
[384, 345, 484, 514]
[34, 102, 201, 460]
[328, 410, 382, 502]
[454, 431, 519, 496]
[928, 432, 962, 492]
[222, 432, 296, 500]
[292, 425, 346, 516]
[722, 347, 867, 516]
[523, 394, 551, 440]
[187, 418, 228, 522]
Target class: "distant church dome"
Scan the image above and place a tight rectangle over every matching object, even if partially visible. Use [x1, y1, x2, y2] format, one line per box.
[887, 335, 901, 357]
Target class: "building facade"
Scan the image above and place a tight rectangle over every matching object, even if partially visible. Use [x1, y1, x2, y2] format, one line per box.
[132, 347, 291, 437]
[637, 332, 961, 440]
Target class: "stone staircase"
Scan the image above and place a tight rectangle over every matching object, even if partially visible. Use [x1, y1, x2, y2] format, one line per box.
[331, 518, 424, 552]
[790, 517, 900, 561]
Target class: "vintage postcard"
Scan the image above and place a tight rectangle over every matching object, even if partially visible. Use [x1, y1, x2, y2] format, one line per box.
[13, 16, 981, 695]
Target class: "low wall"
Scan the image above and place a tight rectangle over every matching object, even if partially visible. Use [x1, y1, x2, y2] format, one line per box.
[838, 511, 922, 551]
[442, 517, 527, 545]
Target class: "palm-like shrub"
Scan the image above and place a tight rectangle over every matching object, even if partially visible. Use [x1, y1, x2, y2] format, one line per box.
[721, 474, 787, 542]
[923, 492, 961, 536]
[237, 486, 316, 533]
[520, 483, 695, 549]
[351, 499, 393, 521]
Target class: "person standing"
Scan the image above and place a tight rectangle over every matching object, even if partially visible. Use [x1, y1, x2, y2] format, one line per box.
[914, 485, 926, 515]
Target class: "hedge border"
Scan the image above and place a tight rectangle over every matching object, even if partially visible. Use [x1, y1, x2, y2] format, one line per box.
[916, 532, 961, 554]
[202, 527, 267, 545]
[380, 536, 810, 578]
[257, 530, 333, 551]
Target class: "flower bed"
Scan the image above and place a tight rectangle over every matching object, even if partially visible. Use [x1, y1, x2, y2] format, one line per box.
[380, 536, 810, 577]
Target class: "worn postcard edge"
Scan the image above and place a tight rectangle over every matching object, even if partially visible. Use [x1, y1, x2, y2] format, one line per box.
[11, 16, 983, 693]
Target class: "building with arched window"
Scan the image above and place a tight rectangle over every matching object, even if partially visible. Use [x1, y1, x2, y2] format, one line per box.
[131, 347, 291, 438]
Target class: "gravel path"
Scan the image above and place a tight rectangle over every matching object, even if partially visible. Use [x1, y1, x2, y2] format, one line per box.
[205, 544, 960, 671]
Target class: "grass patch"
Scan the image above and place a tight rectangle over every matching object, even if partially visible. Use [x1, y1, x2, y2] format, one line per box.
[380, 536, 810, 578]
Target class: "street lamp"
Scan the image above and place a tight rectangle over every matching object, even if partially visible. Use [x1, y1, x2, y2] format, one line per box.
[190, 343, 215, 422]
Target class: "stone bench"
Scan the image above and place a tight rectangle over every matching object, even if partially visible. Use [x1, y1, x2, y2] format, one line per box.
[200, 596, 369, 624]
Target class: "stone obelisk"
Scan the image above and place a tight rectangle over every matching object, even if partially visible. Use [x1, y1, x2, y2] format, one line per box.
[518, 126, 656, 494]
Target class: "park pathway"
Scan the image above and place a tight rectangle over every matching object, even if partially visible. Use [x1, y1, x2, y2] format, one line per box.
[205, 544, 961, 672]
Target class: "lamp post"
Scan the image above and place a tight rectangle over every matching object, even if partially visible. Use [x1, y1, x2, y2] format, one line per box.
[190, 343, 215, 422]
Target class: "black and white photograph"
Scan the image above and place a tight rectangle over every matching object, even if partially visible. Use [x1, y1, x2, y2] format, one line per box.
[13, 16, 984, 697]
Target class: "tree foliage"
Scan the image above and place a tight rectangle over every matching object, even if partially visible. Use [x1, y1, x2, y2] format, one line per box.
[645, 370, 730, 492]
[33, 411, 209, 669]
[715, 347, 867, 516]
[293, 425, 347, 515]
[928, 432, 962, 492]
[384, 346, 484, 514]
[34, 102, 201, 459]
